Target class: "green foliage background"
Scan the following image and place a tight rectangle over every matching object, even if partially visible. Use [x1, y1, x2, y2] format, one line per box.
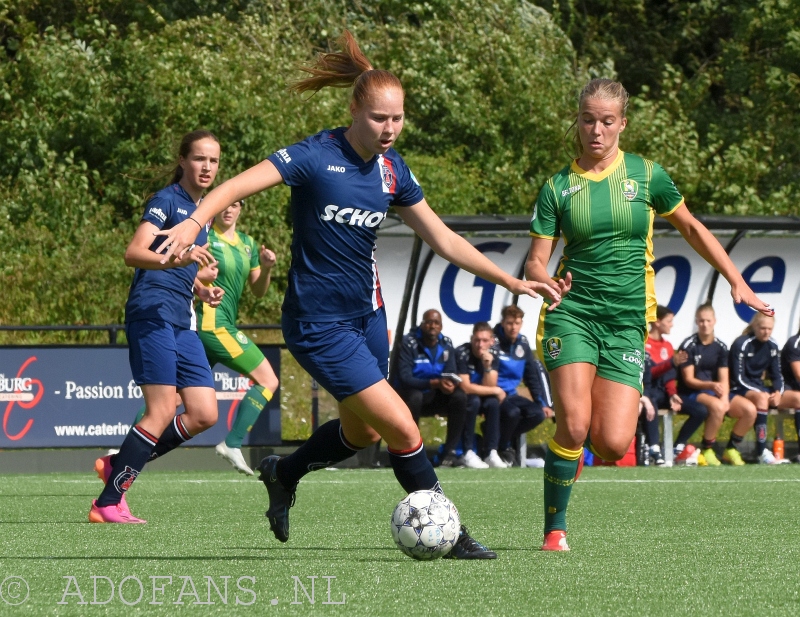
[1, 0, 798, 333]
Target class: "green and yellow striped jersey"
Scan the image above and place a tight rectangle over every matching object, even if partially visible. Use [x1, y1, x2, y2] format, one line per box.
[530, 150, 683, 326]
[196, 224, 260, 330]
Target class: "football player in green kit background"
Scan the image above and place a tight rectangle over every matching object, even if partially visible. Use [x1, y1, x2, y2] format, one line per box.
[525, 78, 774, 551]
[197, 199, 279, 476]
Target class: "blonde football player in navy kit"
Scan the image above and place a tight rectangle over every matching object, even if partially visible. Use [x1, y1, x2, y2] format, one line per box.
[155, 31, 564, 558]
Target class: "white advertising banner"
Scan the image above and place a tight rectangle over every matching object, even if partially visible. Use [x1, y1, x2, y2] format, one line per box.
[376, 235, 800, 352]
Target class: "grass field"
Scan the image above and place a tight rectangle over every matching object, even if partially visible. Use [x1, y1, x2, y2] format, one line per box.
[2, 465, 800, 616]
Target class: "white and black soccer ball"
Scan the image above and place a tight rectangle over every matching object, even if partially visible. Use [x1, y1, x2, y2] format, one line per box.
[390, 490, 460, 560]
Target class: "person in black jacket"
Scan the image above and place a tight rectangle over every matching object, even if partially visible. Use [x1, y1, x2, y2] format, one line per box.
[493, 305, 554, 467]
[779, 320, 800, 462]
[728, 312, 783, 464]
[394, 309, 469, 467]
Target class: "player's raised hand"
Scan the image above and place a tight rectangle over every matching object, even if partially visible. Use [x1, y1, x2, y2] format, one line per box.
[175, 242, 215, 268]
[259, 246, 276, 269]
[196, 284, 225, 308]
[154, 218, 202, 264]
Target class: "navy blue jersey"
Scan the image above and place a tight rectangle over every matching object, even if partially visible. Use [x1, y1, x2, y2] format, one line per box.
[267, 128, 424, 322]
[781, 334, 800, 391]
[455, 342, 499, 384]
[677, 334, 728, 395]
[395, 329, 457, 394]
[125, 184, 209, 328]
[729, 334, 783, 393]
[493, 324, 552, 406]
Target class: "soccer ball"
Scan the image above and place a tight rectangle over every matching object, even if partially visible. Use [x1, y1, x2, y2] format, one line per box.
[390, 490, 460, 560]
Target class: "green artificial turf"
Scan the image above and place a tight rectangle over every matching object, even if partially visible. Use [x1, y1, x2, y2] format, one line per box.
[1, 465, 799, 616]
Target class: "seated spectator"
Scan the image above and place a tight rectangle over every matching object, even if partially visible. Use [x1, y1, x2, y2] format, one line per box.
[722, 313, 783, 465]
[394, 309, 469, 468]
[639, 351, 682, 465]
[729, 312, 783, 464]
[643, 305, 687, 464]
[455, 322, 502, 469]
[779, 320, 800, 463]
[493, 305, 554, 467]
[675, 304, 734, 466]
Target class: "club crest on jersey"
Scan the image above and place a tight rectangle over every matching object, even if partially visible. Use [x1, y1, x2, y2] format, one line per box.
[378, 155, 396, 194]
[244, 246, 251, 257]
[236, 331, 248, 345]
[515, 346, 525, 358]
[113, 466, 139, 493]
[621, 179, 639, 201]
[545, 337, 562, 360]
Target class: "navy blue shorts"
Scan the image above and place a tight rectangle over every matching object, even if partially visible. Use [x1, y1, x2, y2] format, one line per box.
[730, 385, 767, 399]
[127, 319, 214, 389]
[681, 390, 716, 404]
[282, 308, 389, 402]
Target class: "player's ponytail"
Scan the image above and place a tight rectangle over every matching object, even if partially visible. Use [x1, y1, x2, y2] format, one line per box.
[289, 30, 403, 106]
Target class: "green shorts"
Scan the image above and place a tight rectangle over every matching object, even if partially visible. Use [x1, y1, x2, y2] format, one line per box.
[198, 325, 266, 376]
[536, 307, 647, 393]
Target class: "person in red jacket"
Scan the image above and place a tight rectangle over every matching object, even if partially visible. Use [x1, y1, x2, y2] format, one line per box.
[642, 305, 687, 463]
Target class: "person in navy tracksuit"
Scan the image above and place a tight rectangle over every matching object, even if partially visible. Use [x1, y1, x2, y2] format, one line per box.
[493, 305, 554, 467]
[395, 309, 469, 467]
[729, 312, 783, 464]
[779, 322, 800, 462]
[153, 31, 564, 558]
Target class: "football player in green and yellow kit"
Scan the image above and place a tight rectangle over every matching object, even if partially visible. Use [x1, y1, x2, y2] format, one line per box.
[198, 200, 279, 475]
[525, 78, 774, 551]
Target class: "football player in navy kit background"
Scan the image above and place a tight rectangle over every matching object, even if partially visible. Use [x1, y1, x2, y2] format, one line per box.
[155, 31, 565, 558]
[90, 130, 223, 523]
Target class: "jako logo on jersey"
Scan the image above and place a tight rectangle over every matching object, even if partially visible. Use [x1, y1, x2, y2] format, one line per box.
[546, 337, 562, 360]
[276, 148, 291, 163]
[113, 466, 139, 493]
[320, 205, 386, 228]
[377, 155, 396, 194]
[621, 179, 639, 201]
[149, 207, 167, 222]
[177, 208, 188, 215]
[327, 165, 346, 173]
[561, 185, 583, 197]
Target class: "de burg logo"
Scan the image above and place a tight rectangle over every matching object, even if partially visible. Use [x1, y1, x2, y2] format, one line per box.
[1, 356, 43, 441]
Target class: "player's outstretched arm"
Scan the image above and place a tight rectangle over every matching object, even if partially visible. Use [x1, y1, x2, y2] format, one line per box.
[665, 204, 773, 316]
[155, 160, 285, 263]
[397, 200, 562, 305]
[525, 237, 571, 310]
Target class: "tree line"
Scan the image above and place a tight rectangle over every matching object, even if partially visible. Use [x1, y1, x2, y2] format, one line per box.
[1, 0, 797, 336]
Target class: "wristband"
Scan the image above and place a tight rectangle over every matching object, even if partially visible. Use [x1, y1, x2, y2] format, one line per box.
[188, 216, 203, 230]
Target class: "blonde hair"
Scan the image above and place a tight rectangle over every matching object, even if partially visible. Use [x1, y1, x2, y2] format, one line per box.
[695, 303, 715, 317]
[742, 312, 774, 336]
[289, 30, 404, 106]
[566, 78, 630, 157]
